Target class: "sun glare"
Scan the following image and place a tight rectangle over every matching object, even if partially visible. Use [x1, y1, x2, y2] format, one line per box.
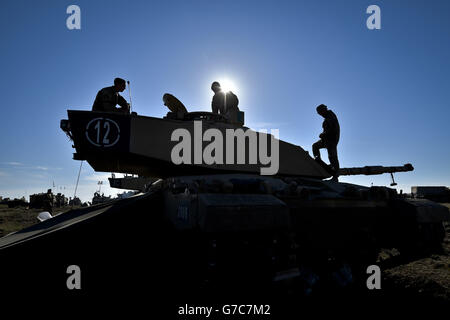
[219, 78, 237, 93]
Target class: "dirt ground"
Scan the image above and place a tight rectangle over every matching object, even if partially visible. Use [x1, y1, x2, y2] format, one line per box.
[0, 204, 75, 237]
[382, 204, 450, 303]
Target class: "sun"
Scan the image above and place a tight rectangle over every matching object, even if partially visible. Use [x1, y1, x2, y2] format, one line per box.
[219, 78, 237, 93]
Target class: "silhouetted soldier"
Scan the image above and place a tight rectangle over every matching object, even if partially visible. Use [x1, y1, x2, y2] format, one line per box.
[211, 81, 240, 123]
[92, 78, 130, 114]
[312, 104, 340, 181]
[163, 93, 188, 119]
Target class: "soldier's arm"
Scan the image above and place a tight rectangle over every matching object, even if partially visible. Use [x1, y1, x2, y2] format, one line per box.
[92, 90, 104, 111]
[323, 120, 330, 133]
[117, 95, 130, 113]
[211, 96, 219, 114]
[319, 120, 329, 139]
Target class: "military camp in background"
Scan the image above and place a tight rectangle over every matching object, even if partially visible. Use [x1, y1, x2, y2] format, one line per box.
[2, 189, 133, 210]
[68, 196, 82, 206]
[54, 193, 68, 207]
[5, 198, 28, 208]
[91, 192, 113, 205]
[0, 196, 27, 208]
[411, 186, 450, 203]
[29, 190, 69, 212]
[29, 190, 53, 211]
[0, 197, 27, 208]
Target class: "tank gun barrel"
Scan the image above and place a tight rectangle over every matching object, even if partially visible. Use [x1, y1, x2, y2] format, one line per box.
[338, 163, 414, 176]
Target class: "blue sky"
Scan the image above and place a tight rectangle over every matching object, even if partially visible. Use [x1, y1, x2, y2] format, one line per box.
[0, 0, 449, 202]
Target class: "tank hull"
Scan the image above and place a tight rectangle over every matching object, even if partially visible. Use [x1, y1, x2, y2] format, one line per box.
[0, 174, 448, 302]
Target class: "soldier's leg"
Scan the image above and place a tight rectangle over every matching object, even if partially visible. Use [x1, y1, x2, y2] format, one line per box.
[312, 140, 325, 159]
[327, 145, 340, 175]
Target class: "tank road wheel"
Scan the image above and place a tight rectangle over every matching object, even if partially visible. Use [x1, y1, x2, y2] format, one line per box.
[199, 232, 293, 298]
[293, 225, 380, 297]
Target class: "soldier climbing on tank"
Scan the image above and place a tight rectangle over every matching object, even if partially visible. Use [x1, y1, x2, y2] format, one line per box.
[211, 81, 240, 123]
[163, 93, 188, 119]
[92, 78, 130, 114]
[312, 104, 340, 182]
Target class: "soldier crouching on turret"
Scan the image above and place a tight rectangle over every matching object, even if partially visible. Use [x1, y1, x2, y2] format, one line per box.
[312, 104, 340, 182]
[92, 77, 130, 114]
[163, 93, 188, 120]
[211, 81, 240, 123]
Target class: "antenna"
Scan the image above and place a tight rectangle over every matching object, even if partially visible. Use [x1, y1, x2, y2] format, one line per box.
[73, 160, 83, 206]
[127, 80, 132, 113]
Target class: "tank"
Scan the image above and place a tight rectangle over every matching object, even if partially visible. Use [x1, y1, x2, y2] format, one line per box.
[29, 192, 52, 209]
[0, 109, 449, 306]
[91, 191, 112, 205]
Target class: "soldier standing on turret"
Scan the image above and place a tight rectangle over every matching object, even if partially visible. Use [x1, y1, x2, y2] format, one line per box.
[312, 104, 340, 181]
